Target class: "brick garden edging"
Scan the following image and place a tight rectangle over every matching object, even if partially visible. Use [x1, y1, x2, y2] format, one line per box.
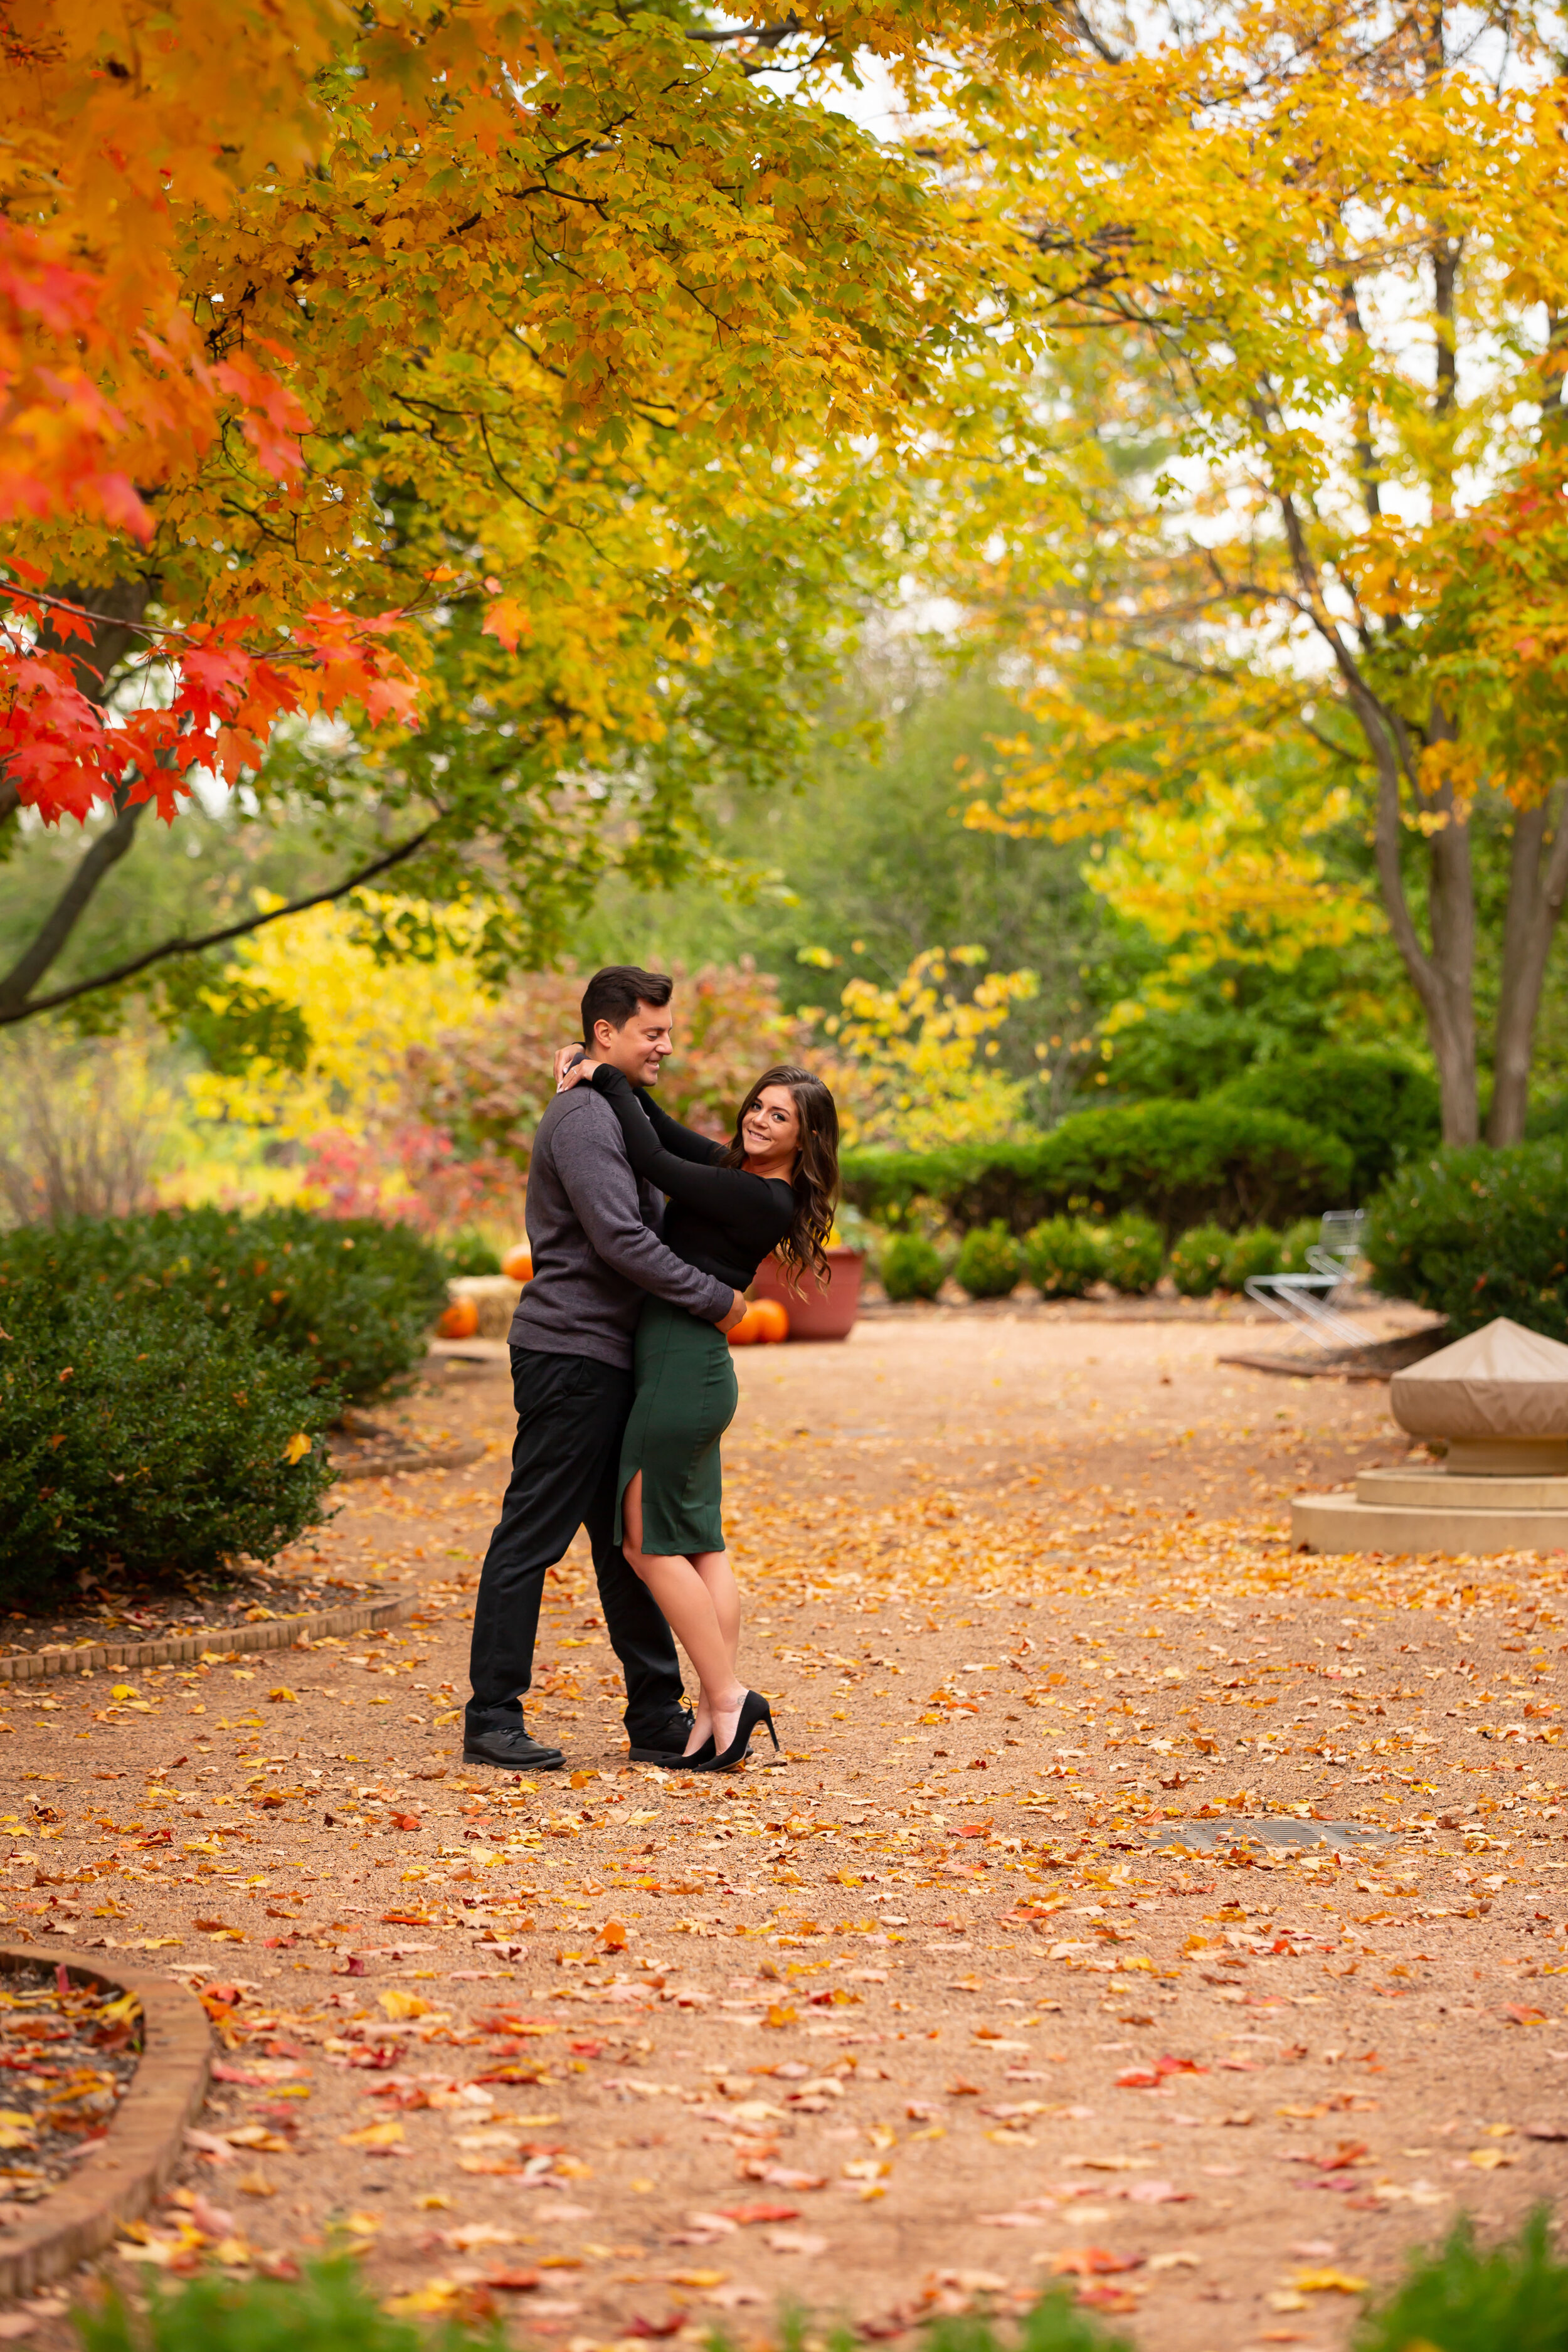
[0, 1594, 413, 1685]
[0, 1948, 211, 2301]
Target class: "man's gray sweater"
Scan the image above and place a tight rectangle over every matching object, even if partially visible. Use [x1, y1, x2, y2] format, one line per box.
[509, 1087, 733, 1368]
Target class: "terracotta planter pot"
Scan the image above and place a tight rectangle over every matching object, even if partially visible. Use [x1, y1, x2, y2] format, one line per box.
[753, 1247, 864, 1342]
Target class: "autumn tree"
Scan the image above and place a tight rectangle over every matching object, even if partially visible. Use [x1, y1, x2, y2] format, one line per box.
[0, 0, 1042, 1030]
[946, 0, 1568, 1143]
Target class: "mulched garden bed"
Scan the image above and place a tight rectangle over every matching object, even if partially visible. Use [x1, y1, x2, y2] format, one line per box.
[0, 1966, 142, 2229]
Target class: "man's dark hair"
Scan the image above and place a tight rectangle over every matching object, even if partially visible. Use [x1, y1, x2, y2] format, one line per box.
[580, 965, 674, 1041]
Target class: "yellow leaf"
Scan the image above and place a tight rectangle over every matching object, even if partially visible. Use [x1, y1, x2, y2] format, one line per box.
[1294, 2269, 1370, 2294]
[268, 1687, 298, 1704]
[282, 1432, 312, 1465]
[339, 2120, 406, 2150]
[378, 1989, 432, 2021]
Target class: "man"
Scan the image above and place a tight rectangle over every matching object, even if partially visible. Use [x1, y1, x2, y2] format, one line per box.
[465, 966, 745, 1771]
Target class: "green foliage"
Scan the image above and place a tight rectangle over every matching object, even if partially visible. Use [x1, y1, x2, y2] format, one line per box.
[564, 654, 1113, 1096]
[1103, 1213, 1163, 1295]
[954, 1222, 1022, 1299]
[1022, 1216, 1105, 1298]
[443, 1233, 502, 1277]
[1353, 2211, 1568, 2352]
[73, 2269, 1126, 2352]
[1169, 1222, 1231, 1296]
[1223, 1226, 1283, 1288]
[0, 1279, 336, 1602]
[1214, 1048, 1440, 1200]
[1364, 1142, 1568, 1343]
[879, 1232, 946, 1301]
[924, 2294, 1133, 2352]
[841, 1099, 1352, 1239]
[1278, 1216, 1322, 1273]
[73, 2257, 495, 2352]
[0, 1208, 449, 1403]
[159, 964, 314, 1078]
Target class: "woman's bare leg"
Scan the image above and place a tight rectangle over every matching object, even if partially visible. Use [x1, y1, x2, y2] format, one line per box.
[622, 1475, 744, 1756]
[682, 1550, 741, 1752]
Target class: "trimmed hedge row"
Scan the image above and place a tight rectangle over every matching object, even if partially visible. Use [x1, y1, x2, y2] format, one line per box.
[1213, 1047, 1439, 1199]
[0, 1206, 450, 1403]
[1365, 1140, 1568, 1343]
[842, 1098, 1353, 1239]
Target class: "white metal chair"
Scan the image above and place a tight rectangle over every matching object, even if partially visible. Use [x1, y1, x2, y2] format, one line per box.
[1244, 1209, 1368, 1349]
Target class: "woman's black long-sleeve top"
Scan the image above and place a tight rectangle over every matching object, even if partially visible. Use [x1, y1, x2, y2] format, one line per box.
[588, 1065, 793, 1292]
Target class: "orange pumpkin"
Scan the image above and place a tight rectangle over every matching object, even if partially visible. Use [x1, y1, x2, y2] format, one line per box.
[502, 1242, 534, 1283]
[750, 1296, 790, 1344]
[437, 1296, 480, 1340]
[727, 1305, 763, 1347]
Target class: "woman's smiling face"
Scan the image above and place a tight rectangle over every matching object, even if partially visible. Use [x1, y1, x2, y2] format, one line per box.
[742, 1083, 801, 1162]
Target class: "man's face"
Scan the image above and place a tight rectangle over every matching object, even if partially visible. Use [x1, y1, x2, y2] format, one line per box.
[594, 1000, 674, 1085]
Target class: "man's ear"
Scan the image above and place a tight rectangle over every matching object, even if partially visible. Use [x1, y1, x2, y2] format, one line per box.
[591, 1017, 617, 1054]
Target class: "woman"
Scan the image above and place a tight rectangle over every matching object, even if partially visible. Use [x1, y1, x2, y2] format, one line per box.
[559, 1054, 839, 1770]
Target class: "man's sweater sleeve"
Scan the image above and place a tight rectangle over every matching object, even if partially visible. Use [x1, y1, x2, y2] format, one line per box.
[551, 1097, 734, 1322]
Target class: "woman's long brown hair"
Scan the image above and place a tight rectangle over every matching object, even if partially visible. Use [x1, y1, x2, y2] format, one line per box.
[723, 1064, 839, 1288]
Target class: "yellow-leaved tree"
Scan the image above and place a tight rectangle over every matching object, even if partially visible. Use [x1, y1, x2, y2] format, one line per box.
[809, 949, 1039, 1148]
[940, 0, 1568, 1142]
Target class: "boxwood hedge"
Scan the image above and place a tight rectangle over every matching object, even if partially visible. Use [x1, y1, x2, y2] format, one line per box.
[0, 1276, 337, 1600]
[1214, 1047, 1440, 1199]
[1364, 1140, 1568, 1342]
[0, 1206, 448, 1403]
[841, 1099, 1353, 1240]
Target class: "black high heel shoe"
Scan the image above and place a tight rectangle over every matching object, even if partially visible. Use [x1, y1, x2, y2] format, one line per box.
[697, 1692, 779, 1772]
[656, 1735, 714, 1770]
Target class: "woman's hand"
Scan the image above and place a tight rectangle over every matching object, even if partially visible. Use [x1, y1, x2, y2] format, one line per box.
[554, 1044, 591, 1094]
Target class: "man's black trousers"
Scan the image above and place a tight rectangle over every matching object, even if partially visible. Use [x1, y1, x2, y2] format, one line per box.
[466, 1346, 686, 1745]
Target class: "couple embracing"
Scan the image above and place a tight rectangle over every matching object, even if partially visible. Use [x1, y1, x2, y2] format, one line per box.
[464, 966, 839, 1776]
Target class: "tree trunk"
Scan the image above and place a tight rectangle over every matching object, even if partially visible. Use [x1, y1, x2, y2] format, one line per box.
[1488, 790, 1568, 1145]
[0, 580, 151, 1017]
[1353, 672, 1479, 1142]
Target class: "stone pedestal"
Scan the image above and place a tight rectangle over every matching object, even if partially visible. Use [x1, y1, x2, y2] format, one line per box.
[1291, 1315, 1568, 1554]
[1293, 1465, 1568, 1554]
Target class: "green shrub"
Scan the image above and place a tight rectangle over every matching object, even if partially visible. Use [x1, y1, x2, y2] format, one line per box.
[74, 2257, 495, 2352]
[0, 1207, 449, 1402]
[1364, 1140, 1568, 1342]
[443, 1232, 502, 1276]
[954, 1222, 1021, 1299]
[1022, 1216, 1105, 1298]
[1103, 1212, 1163, 1295]
[1278, 1214, 1322, 1273]
[840, 1099, 1353, 1239]
[1168, 1222, 1230, 1296]
[0, 1279, 336, 1602]
[879, 1232, 946, 1301]
[1223, 1224, 1283, 1288]
[1214, 1047, 1440, 1199]
[1353, 2210, 1568, 2352]
[72, 2265, 1131, 2352]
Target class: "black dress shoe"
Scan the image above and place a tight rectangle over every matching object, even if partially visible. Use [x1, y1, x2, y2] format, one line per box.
[628, 1714, 706, 1767]
[637, 1736, 716, 1770]
[463, 1720, 565, 1771]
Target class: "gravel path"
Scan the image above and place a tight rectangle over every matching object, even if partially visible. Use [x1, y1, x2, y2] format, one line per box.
[3, 1310, 1565, 2351]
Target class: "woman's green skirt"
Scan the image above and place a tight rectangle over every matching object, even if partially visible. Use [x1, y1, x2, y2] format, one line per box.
[615, 1294, 739, 1556]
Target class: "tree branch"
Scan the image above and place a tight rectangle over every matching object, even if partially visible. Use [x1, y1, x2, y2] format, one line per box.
[0, 822, 442, 1029]
[0, 793, 152, 1018]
